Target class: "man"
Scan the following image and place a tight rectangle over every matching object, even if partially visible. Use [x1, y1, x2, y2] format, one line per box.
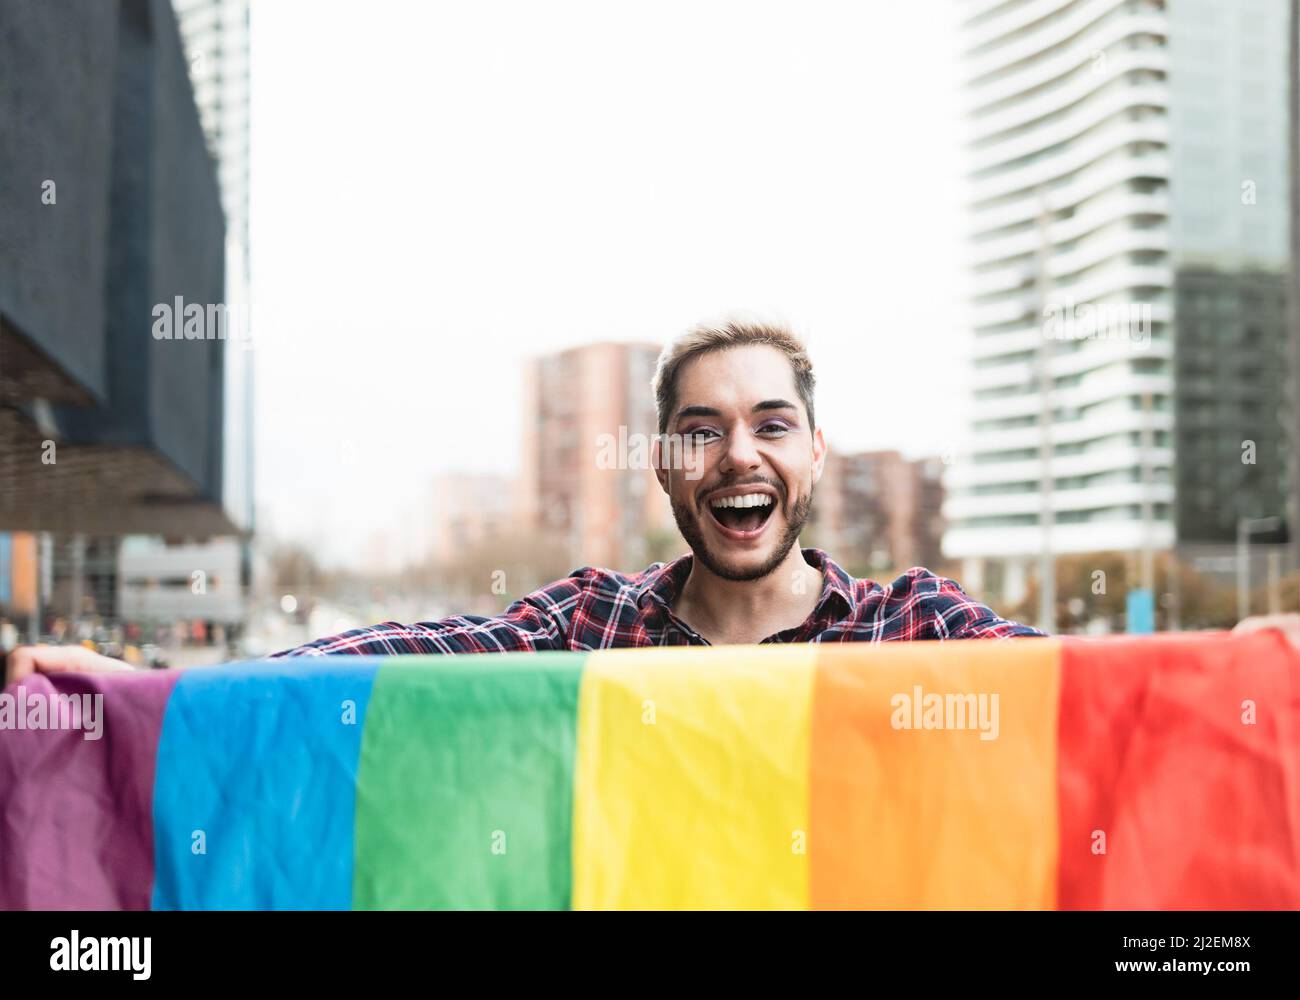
[6, 318, 1299, 680]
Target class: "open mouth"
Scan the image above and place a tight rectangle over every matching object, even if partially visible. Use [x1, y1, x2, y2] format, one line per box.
[706, 491, 776, 538]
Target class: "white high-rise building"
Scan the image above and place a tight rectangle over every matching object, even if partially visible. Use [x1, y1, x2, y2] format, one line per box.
[174, 0, 254, 534]
[945, 0, 1292, 606]
[174, 0, 251, 256]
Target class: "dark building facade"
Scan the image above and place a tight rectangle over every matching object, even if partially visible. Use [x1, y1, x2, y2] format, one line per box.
[0, 0, 231, 535]
[1173, 269, 1291, 544]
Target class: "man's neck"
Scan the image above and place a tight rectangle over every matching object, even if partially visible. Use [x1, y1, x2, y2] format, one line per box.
[672, 544, 824, 645]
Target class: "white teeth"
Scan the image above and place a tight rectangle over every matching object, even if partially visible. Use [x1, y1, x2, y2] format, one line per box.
[710, 493, 773, 509]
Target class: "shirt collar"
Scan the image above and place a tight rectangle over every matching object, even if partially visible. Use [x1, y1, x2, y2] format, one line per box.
[805, 547, 858, 615]
[635, 547, 857, 618]
[636, 553, 694, 611]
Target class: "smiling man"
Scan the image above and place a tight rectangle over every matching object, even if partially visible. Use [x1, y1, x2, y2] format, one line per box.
[9, 317, 1300, 682]
[639, 319, 1041, 647]
[324, 318, 1047, 654]
[262, 318, 1044, 654]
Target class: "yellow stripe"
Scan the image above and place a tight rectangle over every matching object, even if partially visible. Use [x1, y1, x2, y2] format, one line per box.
[573, 645, 816, 909]
[811, 640, 1061, 909]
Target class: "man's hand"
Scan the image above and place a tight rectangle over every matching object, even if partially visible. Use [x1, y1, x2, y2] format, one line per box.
[1233, 613, 1300, 650]
[3, 644, 136, 686]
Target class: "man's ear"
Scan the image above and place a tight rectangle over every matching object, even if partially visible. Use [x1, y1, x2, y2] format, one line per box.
[811, 427, 827, 485]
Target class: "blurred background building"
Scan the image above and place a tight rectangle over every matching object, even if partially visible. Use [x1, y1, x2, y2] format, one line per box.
[115, 0, 255, 655]
[944, 0, 1294, 619]
[428, 472, 518, 560]
[812, 450, 946, 577]
[0, 0, 248, 661]
[174, 0, 251, 260]
[520, 342, 676, 573]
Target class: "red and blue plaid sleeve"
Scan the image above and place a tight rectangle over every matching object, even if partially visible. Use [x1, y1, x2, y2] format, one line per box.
[269, 555, 1043, 655]
[271, 573, 591, 657]
[921, 571, 1045, 640]
[841, 567, 1046, 641]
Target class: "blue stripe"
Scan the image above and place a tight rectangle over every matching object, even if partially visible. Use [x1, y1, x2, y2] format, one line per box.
[151, 659, 380, 909]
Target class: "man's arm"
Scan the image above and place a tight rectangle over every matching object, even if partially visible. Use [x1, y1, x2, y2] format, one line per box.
[935, 575, 1046, 639]
[2, 644, 138, 684]
[271, 573, 588, 656]
[882, 568, 1047, 640]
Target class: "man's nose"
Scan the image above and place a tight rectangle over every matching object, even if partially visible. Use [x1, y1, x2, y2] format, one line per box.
[719, 426, 761, 475]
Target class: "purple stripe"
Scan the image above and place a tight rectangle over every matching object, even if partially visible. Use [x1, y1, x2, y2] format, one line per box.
[0, 669, 179, 909]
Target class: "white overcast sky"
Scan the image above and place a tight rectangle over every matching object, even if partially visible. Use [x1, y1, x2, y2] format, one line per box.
[249, 0, 970, 568]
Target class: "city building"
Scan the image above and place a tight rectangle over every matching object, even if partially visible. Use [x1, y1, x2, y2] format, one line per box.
[945, 0, 1293, 606]
[427, 473, 519, 564]
[0, 533, 39, 645]
[1, 0, 232, 641]
[520, 342, 678, 572]
[173, 0, 254, 535]
[174, 0, 251, 258]
[115, 0, 255, 640]
[813, 450, 947, 577]
[117, 535, 244, 626]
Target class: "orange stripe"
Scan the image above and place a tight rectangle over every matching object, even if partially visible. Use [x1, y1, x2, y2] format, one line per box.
[810, 640, 1061, 909]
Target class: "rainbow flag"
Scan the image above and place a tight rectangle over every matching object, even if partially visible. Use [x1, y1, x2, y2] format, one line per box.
[2, 633, 1298, 909]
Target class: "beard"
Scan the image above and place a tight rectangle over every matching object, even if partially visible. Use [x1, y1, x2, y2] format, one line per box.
[671, 487, 814, 583]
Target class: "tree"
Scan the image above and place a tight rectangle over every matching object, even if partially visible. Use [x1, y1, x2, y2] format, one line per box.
[1006, 551, 1239, 633]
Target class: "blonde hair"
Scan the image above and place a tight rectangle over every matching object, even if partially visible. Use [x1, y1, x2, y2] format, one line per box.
[652, 316, 816, 434]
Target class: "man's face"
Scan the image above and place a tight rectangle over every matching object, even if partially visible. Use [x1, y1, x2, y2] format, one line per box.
[655, 344, 826, 582]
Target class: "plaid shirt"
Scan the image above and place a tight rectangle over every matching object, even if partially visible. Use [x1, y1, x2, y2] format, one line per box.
[274, 549, 1044, 657]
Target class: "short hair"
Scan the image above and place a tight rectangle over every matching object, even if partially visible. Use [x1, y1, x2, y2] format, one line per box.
[652, 316, 816, 435]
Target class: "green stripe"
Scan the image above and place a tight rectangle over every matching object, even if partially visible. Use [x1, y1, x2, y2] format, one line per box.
[353, 652, 586, 909]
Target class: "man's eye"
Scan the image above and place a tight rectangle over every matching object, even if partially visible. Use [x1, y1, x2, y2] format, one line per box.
[757, 423, 789, 437]
[687, 428, 720, 442]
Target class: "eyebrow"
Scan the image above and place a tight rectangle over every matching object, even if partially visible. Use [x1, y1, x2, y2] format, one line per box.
[673, 399, 799, 423]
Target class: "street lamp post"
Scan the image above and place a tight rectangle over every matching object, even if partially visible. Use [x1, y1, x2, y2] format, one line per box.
[1034, 188, 1056, 634]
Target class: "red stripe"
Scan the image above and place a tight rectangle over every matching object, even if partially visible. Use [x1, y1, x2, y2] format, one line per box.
[1057, 632, 1300, 909]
